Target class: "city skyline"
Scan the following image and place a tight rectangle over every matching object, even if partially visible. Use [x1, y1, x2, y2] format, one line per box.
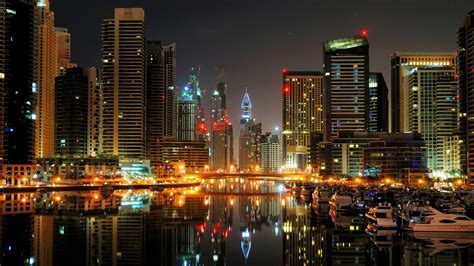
[51, 0, 472, 134]
[1, 2, 474, 265]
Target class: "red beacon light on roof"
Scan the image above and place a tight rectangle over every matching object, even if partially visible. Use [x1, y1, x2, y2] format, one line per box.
[360, 29, 368, 37]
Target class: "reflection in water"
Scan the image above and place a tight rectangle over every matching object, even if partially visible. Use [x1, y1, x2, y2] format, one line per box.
[0, 179, 473, 265]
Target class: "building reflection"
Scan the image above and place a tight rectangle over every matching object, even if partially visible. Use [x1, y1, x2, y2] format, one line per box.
[282, 199, 321, 265]
[0, 183, 473, 265]
[0, 189, 208, 266]
[204, 186, 283, 265]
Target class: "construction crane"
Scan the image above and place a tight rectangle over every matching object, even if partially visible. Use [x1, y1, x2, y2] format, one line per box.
[215, 67, 225, 83]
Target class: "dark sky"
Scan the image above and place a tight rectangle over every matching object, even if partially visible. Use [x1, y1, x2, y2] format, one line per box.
[52, 0, 472, 135]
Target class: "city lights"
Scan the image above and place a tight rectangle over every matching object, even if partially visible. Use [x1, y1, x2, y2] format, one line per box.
[0, 2, 473, 265]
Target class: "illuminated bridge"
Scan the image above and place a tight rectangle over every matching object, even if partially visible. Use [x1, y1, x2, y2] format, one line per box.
[182, 172, 313, 181]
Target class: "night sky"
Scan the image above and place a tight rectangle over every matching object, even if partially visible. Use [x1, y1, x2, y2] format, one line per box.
[52, 0, 472, 135]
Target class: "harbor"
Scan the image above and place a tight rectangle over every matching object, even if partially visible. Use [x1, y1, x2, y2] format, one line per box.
[1, 178, 472, 265]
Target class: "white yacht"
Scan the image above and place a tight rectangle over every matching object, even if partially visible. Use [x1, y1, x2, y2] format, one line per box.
[365, 204, 397, 229]
[395, 199, 427, 226]
[329, 192, 353, 212]
[408, 207, 474, 232]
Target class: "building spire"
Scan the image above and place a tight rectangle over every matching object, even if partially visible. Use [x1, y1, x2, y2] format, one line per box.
[241, 89, 251, 121]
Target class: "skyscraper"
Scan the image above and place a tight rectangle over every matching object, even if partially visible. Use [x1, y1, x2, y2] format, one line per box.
[216, 82, 227, 110]
[85, 68, 103, 157]
[211, 89, 224, 125]
[146, 41, 176, 170]
[177, 87, 198, 141]
[239, 122, 262, 171]
[368, 72, 388, 132]
[323, 33, 369, 140]
[408, 67, 456, 172]
[101, 8, 146, 158]
[239, 90, 261, 171]
[177, 69, 203, 142]
[0, 0, 35, 164]
[34, 0, 58, 159]
[55, 68, 88, 156]
[458, 10, 474, 182]
[282, 71, 323, 170]
[163, 44, 176, 137]
[241, 90, 251, 123]
[55, 67, 101, 157]
[210, 83, 233, 171]
[55, 27, 76, 76]
[390, 52, 456, 133]
[211, 122, 233, 171]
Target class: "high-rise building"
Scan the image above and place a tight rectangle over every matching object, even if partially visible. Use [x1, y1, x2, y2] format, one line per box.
[282, 71, 323, 170]
[211, 123, 233, 171]
[177, 69, 203, 142]
[146, 41, 176, 171]
[443, 135, 463, 176]
[0, 0, 36, 164]
[368, 72, 388, 132]
[55, 27, 76, 76]
[34, 0, 58, 159]
[163, 44, 176, 136]
[210, 83, 233, 171]
[239, 122, 262, 171]
[177, 90, 198, 142]
[55, 67, 102, 157]
[323, 33, 369, 140]
[211, 88, 225, 125]
[259, 133, 282, 172]
[101, 8, 146, 158]
[216, 82, 227, 109]
[390, 52, 455, 133]
[241, 90, 251, 123]
[55, 68, 88, 156]
[408, 67, 456, 172]
[239, 90, 261, 171]
[85, 68, 103, 157]
[458, 10, 474, 182]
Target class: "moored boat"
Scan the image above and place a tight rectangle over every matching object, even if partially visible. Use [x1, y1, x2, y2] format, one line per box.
[365, 203, 397, 229]
[407, 207, 474, 232]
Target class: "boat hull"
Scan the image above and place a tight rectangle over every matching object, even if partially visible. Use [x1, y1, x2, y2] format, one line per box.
[409, 224, 474, 232]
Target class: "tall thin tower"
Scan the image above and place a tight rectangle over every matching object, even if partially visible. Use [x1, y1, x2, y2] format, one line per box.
[34, 0, 58, 159]
[146, 41, 176, 170]
[0, 0, 36, 164]
[101, 8, 146, 158]
[458, 10, 474, 181]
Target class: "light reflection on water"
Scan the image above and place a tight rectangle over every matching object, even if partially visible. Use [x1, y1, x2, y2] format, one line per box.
[0, 179, 473, 265]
